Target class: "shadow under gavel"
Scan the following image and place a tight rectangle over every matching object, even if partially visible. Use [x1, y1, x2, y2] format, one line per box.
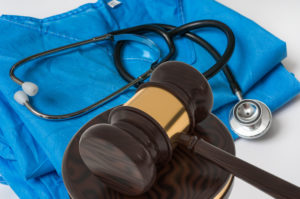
[78, 61, 300, 199]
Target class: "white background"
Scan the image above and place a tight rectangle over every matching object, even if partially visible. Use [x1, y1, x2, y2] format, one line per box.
[0, 0, 299, 198]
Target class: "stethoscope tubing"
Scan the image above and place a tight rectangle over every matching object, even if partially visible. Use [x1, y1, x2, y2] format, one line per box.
[114, 21, 240, 93]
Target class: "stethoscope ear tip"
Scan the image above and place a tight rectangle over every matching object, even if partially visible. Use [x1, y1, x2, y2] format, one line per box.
[22, 82, 38, 96]
[14, 90, 29, 105]
[229, 99, 272, 139]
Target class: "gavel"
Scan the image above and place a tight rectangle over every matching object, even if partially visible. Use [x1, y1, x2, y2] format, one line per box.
[78, 61, 300, 199]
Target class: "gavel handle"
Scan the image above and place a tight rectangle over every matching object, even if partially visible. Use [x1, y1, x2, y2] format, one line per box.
[176, 134, 300, 199]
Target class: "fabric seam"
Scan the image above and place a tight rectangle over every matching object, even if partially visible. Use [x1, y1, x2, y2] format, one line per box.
[177, 0, 196, 64]
[0, 17, 82, 42]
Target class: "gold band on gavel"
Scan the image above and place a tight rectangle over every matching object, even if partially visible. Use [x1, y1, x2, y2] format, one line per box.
[124, 87, 190, 138]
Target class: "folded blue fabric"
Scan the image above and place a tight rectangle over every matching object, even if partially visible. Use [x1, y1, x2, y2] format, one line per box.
[0, 0, 299, 198]
[0, 157, 68, 199]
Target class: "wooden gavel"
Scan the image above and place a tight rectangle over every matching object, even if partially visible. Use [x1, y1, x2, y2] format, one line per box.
[78, 61, 300, 198]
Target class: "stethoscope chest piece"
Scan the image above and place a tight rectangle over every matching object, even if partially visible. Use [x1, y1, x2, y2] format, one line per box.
[230, 99, 272, 139]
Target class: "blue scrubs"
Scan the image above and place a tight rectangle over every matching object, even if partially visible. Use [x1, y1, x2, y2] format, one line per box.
[0, 0, 299, 198]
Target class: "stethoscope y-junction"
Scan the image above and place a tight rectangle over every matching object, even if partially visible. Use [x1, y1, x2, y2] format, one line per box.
[9, 20, 271, 139]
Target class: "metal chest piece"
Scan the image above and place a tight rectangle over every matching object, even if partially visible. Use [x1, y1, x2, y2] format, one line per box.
[229, 97, 272, 139]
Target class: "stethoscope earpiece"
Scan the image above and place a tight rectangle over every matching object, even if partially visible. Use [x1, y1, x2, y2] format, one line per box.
[229, 98, 272, 139]
[14, 90, 29, 105]
[14, 82, 38, 105]
[21, 81, 39, 96]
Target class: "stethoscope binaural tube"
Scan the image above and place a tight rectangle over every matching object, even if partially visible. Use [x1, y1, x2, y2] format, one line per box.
[10, 33, 167, 120]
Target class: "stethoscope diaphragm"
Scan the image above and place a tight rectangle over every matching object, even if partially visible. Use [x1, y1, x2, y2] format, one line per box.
[229, 99, 272, 139]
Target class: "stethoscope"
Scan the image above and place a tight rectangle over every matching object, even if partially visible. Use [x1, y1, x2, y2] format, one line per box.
[9, 20, 272, 139]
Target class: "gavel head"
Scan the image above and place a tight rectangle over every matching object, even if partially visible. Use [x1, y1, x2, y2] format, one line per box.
[79, 61, 213, 196]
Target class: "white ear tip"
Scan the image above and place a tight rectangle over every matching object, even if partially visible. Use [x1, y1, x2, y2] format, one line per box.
[14, 91, 29, 105]
[22, 82, 38, 96]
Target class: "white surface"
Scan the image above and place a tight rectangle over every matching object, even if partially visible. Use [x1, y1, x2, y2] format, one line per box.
[0, 0, 299, 198]
[0, 183, 18, 199]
